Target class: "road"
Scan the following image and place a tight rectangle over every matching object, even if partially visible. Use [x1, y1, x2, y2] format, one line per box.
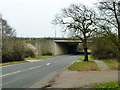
[2, 55, 82, 88]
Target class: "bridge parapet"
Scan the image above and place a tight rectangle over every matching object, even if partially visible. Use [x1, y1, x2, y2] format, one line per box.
[54, 40, 82, 43]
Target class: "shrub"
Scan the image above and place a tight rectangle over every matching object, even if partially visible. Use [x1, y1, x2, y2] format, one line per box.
[2, 38, 24, 62]
[1, 19, 35, 63]
[24, 49, 35, 58]
[2, 38, 35, 63]
[90, 36, 117, 59]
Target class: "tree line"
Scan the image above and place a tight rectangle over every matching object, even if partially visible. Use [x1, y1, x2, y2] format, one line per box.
[53, 2, 120, 61]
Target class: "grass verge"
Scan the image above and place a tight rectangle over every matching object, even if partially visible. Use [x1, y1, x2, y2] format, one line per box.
[0, 61, 28, 66]
[68, 55, 100, 71]
[93, 81, 120, 88]
[25, 55, 59, 60]
[1, 55, 59, 66]
[100, 59, 120, 70]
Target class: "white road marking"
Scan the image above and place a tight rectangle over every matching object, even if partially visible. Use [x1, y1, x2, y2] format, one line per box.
[46, 63, 51, 66]
[28, 66, 42, 70]
[1, 65, 42, 77]
[0, 71, 21, 77]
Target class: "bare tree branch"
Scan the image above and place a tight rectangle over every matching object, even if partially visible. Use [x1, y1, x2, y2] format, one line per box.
[52, 4, 97, 61]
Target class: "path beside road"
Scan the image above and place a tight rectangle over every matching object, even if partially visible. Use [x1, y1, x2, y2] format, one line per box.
[94, 60, 110, 71]
[49, 70, 118, 88]
[48, 60, 118, 88]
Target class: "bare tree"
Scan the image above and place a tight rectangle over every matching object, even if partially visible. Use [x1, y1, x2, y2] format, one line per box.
[2, 19, 16, 40]
[2, 19, 17, 62]
[96, 2, 120, 61]
[53, 4, 97, 61]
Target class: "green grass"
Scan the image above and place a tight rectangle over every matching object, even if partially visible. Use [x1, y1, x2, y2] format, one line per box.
[101, 60, 120, 70]
[78, 55, 92, 61]
[93, 81, 120, 89]
[79, 49, 91, 52]
[1, 55, 59, 66]
[0, 61, 28, 66]
[68, 55, 99, 71]
[25, 55, 59, 60]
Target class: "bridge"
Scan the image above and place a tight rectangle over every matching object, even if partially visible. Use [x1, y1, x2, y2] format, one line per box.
[21, 38, 83, 56]
[53, 38, 82, 55]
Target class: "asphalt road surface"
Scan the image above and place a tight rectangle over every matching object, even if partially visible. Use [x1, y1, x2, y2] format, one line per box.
[1, 55, 82, 88]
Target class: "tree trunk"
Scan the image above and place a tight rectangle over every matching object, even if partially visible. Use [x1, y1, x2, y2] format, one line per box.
[84, 48, 88, 61]
[83, 40, 88, 61]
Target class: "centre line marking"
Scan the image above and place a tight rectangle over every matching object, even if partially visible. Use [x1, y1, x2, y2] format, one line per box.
[28, 66, 42, 69]
[1, 71, 21, 77]
[46, 63, 51, 66]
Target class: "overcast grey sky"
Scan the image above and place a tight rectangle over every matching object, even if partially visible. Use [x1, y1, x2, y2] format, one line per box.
[0, 0, 98, 38]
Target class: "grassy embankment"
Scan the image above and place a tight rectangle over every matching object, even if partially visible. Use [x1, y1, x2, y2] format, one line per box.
[1, 55, 58, 66]
[68, 55, 100, 71]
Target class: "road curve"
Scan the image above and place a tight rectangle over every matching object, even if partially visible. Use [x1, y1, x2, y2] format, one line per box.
[2, 55, 83, 88]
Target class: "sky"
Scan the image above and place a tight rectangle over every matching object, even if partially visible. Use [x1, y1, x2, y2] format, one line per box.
[0, 0, 98, 38]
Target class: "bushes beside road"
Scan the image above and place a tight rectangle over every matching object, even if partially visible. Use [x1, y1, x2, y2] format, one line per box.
[90, 36, 117, 59]
[2, 19, 35, 63]
[89, 36, 119, 70]
[2, 37, 35, 63]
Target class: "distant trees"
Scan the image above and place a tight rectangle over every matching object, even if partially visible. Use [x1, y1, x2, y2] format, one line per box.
[53, 4, 97, 61]
[2, 19, 16, 39]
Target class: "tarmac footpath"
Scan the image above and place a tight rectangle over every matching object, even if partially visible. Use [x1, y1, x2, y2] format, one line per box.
[48, 60, 118, 88]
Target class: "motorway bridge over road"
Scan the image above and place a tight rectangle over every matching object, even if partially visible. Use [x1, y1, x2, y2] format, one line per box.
[25, 38, 83, 56]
